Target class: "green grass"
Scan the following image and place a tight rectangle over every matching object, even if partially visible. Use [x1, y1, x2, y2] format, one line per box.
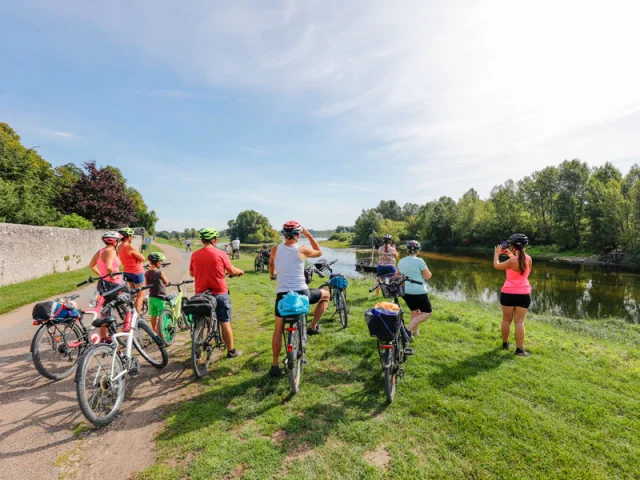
[138, 255, 640, 480]
[318, 239, 353, 248]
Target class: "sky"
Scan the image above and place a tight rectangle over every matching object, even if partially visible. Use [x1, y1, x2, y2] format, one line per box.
[1, 0, 640, 231]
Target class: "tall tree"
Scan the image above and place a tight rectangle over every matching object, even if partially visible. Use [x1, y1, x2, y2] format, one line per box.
[554, 159, 590, 248]
[519, 166, 558, 243]
[227, 210, 280, 243]
[353, 209, 383, 244]
[375, 200, 403, 221]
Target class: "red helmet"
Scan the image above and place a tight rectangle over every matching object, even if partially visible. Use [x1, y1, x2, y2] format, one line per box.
[282, 220, 303, 237]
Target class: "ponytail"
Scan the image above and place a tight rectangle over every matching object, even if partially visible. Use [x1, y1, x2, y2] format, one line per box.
[384, 243, 388, 252]
[518, 248, 526, 275]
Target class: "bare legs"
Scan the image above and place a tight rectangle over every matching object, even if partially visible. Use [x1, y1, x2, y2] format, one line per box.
[407, 310, 430, 334]
[309, 290, 330, 329]
[501, 305, 527, 349]
[272, 317, 284, 366]
[220, 322, 234, 351]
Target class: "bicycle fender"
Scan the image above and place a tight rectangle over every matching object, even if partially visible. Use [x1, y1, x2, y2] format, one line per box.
[383, 348, 393, 368]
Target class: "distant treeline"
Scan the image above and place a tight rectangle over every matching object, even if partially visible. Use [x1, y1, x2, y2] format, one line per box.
[344, 160, 640, 260]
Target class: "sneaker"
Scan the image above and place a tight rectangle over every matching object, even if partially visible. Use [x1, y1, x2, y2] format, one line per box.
[226, 349, 243, 359]
[307, 326, 320, 335]
[269, 365, 284, 376]
[502, 342, 510, 350]
[514, 348, 530, 357]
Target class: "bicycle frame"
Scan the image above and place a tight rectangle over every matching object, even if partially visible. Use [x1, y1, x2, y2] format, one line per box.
[106, 309, 140, 382]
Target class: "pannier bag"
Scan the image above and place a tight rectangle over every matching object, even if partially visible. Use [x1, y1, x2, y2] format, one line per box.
[379, 281, 405, 299]
[364, 307, 400, 341]
[32, 301, 79, 322]
[277, 292, 309, 317]
[183, 293, 217, 318]
[329, 274, 349, 289]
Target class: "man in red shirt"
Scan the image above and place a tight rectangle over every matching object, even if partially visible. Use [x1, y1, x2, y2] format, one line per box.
[190, 227, 244, 358]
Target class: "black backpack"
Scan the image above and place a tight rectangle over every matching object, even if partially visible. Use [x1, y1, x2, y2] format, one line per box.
[183, 293, 217, 318]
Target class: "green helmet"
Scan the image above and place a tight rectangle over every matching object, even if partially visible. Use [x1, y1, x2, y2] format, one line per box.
[118, 227, 135, 237]
[198, 227, 219, 241]
[147, 252, 165, 263]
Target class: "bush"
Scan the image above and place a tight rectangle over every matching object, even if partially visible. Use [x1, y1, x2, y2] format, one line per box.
[329, 232, 353, 243]
[54, 213, 94, 230]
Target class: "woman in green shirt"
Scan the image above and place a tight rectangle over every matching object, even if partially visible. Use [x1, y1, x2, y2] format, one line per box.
[397, 240, 433, 335]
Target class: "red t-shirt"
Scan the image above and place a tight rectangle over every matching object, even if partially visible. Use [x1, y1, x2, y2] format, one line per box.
[190, 246, 231, 295]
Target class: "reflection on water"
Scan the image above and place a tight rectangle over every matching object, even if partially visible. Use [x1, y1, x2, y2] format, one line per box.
[245, 241, 640, 322]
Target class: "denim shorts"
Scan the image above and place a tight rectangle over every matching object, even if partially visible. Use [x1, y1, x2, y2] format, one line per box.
[376, 265, 396, 278]
[123, 272, 145, 285]
[213, 292, 232, 323]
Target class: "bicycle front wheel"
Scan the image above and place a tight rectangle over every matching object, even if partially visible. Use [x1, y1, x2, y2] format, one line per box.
[31, 322, 85, 381]
[287, 328, 304, 394]
[159, 309, 177, 346]
[76, 344, 125, 427]
[383, 347, 397, 403]
[133, 321, 168, 368]
[338, 290, 349, 329]
[191, 317, 212, 378]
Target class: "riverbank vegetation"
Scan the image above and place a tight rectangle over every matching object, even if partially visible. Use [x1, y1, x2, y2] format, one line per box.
[0, 123, 157, 231]
[138, 254, 640, 479]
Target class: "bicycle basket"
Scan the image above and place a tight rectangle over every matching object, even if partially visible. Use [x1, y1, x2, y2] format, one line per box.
[379, 281, 404, 299]
[329, 274, 349, 289]
[183, 293, 217, 318]
[364, 308, 400, 341]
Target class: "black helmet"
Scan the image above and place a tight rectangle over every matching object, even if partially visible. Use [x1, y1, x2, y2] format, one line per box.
[406, 240, 421, 254]
[263, 244, 268, 248]
[382, 234, 393, 243]
[507, 233, 529, 249]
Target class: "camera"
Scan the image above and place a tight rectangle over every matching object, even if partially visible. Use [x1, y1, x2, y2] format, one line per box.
[500, 241, 509, 249]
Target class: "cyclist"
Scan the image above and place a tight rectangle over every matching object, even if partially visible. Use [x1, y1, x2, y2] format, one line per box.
[397, 240, 433, 336]
[494, 233, 532, 357]
[269, 221, 329, 376]
[185, 238, 192, 252]
[145, 252, 169, 334]
[117, 227, 146, 314]
[260, 243, 270, 260]
[231, 237, 240, 259]
[190, 228, 244, 359]
[375, 233, 398, 295]
[89, 231, 122, 282]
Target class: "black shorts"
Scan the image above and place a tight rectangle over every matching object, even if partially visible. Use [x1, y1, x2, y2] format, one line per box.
[500, 292, 531, 309]
[402, 294, 432, 313]
[275, 289, 322, 316]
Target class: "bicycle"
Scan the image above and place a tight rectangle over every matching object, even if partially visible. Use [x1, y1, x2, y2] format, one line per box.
[157, 280, 194, 345]
[282, 311, 308, 394]
[185, 289, 225, 378]
[366, 275, 421, 403]
[316, 260, 349, 328]
[254, 250, 270, 273]
[75, 284, 168, 427]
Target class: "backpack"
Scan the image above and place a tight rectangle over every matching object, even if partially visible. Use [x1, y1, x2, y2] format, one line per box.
[329, 274, 349, 289]
[364, 307, 400, 341]
[183, 293, 217, 318]
[32, 301, 79, 322]
[277, 292, 310, 317]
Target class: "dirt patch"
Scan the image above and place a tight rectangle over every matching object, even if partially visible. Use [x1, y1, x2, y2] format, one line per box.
[364, 444, 391, 469]
[271, 429, 290, 445]
[223, 462, 248, 479]
[285, 442, 313, 463]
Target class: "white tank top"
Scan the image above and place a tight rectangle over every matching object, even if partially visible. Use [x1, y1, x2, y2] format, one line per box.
[275, 243, 306, 293]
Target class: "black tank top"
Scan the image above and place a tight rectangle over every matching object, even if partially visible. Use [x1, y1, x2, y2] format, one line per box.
[144, 269, 167, 299]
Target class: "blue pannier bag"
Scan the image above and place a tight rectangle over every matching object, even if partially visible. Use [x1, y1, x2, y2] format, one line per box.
[278, 291, 310, 317]
[32, 301, 79, 322]
[329, 274, 349, 289]
[364, 307, 400, 341]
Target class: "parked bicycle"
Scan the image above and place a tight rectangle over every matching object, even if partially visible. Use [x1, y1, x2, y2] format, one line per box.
[158, 280, 194, 345]
[316, 260, 349, 328]
[75, 284, 168, 427]
[282, 310, 308, 394]
[365, 275, 421, 402]
[185, 290, 225, 378]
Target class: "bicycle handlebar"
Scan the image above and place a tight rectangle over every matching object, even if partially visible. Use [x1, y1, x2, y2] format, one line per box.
[368, 275, 422, 292]
[144, 262, 171, 270]
[76, 271, 124, 287]
[167, 280, 194, 287]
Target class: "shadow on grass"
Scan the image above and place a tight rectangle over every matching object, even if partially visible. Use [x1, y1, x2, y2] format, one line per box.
[428, 347, 511, 389]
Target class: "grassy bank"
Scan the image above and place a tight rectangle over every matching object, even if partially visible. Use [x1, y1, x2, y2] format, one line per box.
[318, 239, 353, 248]
[138, 255, 640, 480]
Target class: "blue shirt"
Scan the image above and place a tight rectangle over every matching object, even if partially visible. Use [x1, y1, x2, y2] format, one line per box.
[397, 255, 428, 295]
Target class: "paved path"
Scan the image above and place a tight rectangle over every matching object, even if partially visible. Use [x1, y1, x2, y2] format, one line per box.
[0, 243, 196, 480]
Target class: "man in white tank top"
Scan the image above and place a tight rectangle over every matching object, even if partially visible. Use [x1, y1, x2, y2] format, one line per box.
[268, 221, 329, 376]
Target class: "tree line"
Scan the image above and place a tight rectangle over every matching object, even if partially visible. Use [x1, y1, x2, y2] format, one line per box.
[0, 123, 157, 232]
[349, 159, 640, 259]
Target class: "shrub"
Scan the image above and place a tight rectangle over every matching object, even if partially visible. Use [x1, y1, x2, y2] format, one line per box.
[54, 213, 94, 230]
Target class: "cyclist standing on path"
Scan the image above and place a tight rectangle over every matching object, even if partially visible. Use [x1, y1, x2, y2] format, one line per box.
[185, 238, 192, 252]
[190, 228, 244, 359]
[145, 252, 169, 334]
[117, 227, 146, 314]
[231, 237, 240, 259]
[397, 240, 433, 336]
[269, 221, 329, 376]
[89, 231, 122, 282]
[494, 233, 532, 357]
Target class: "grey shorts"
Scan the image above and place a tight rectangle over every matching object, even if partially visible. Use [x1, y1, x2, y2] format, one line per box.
[213, 292, 232, 323]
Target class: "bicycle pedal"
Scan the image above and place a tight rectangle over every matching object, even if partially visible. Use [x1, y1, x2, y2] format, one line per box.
[398, 368, 405, 378]
[302, 359, 308, 365]
[404, 348, 414, 356]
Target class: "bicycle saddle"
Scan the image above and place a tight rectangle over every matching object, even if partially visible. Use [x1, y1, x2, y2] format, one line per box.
[92, 315, 117, 328]
[282, 314, 303, 323]
[329, 273, 345, 278]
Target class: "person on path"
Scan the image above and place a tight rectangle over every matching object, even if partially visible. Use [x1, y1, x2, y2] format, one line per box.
[231, 237, 240, 259]
[190, 228, 244, 359]
[494, 233, 532, 357]
[397, 240, 433, 336]
[185, 238, 192, 252]
[269, 221, 329, 376]
[117, 227, 146, 314]
[88, 231, 122, 339]
[145, 251, 169, 334]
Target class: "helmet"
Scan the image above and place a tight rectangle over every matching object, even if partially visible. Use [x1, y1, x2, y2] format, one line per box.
[382, 234, 393, 243]
[148, 252, 166, 263]
[263, 244, 268, 248]
[282, 220, 303, 238]
[406, 240, 421, 254]
[102, 231, 121, 245]
[199, 227, 219, 241]
[118, 227, 135, 237]
[507, 233, 529, 249]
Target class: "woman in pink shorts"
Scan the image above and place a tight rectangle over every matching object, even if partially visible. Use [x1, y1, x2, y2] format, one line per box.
[493, 233, 532, 357]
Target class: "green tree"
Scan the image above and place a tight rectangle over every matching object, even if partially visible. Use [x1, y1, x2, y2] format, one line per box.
[53, 213, 94, 229]
[555, 159, 590, 248]
[488, 180, 527, 240]
[228, 210, 280, 243]
[401, 202, 421, 220]
[425, 196, 457, 249]
[586, 163, 624, 251]
[519, 166, 558, 243]
[375, 200, 403, 221]
[453, 189, 491, 245]
[353, 209, 383, 244]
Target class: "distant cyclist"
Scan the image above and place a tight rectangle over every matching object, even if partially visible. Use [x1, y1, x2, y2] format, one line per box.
[375, 233, 398, 295]
[494, 233, 532, 357]
[231, 237, 240, 259]
[190, 228, 244, 359]
[145, 252, 169, 334]
[269, 221, 329, 376]
[260, 243, 270, 260]
[117, 227, 146, 314]
[185, 238, 192, 252]
[397, 240, 433, 336]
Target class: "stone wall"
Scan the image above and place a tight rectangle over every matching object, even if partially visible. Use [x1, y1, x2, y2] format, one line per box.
[0, 223, 143, 287]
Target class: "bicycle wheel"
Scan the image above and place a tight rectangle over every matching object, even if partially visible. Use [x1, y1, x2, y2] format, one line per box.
[254, 258, 260, 271]
[76, 344, 125, 427]
[141, 297, 149, 317]
[383, 347, 397, 403]
[159, 309, 177, 346]
[260, 261, 266, 274]
[191, 317, 212, 378]
[133, 321, 168, 368]
[287, 327, 304, 394]
[338, 290, 349, 329]
[31, 322, 85, 381]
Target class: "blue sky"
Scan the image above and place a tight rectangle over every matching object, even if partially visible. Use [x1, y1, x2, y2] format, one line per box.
[1, 0, 640, 231]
